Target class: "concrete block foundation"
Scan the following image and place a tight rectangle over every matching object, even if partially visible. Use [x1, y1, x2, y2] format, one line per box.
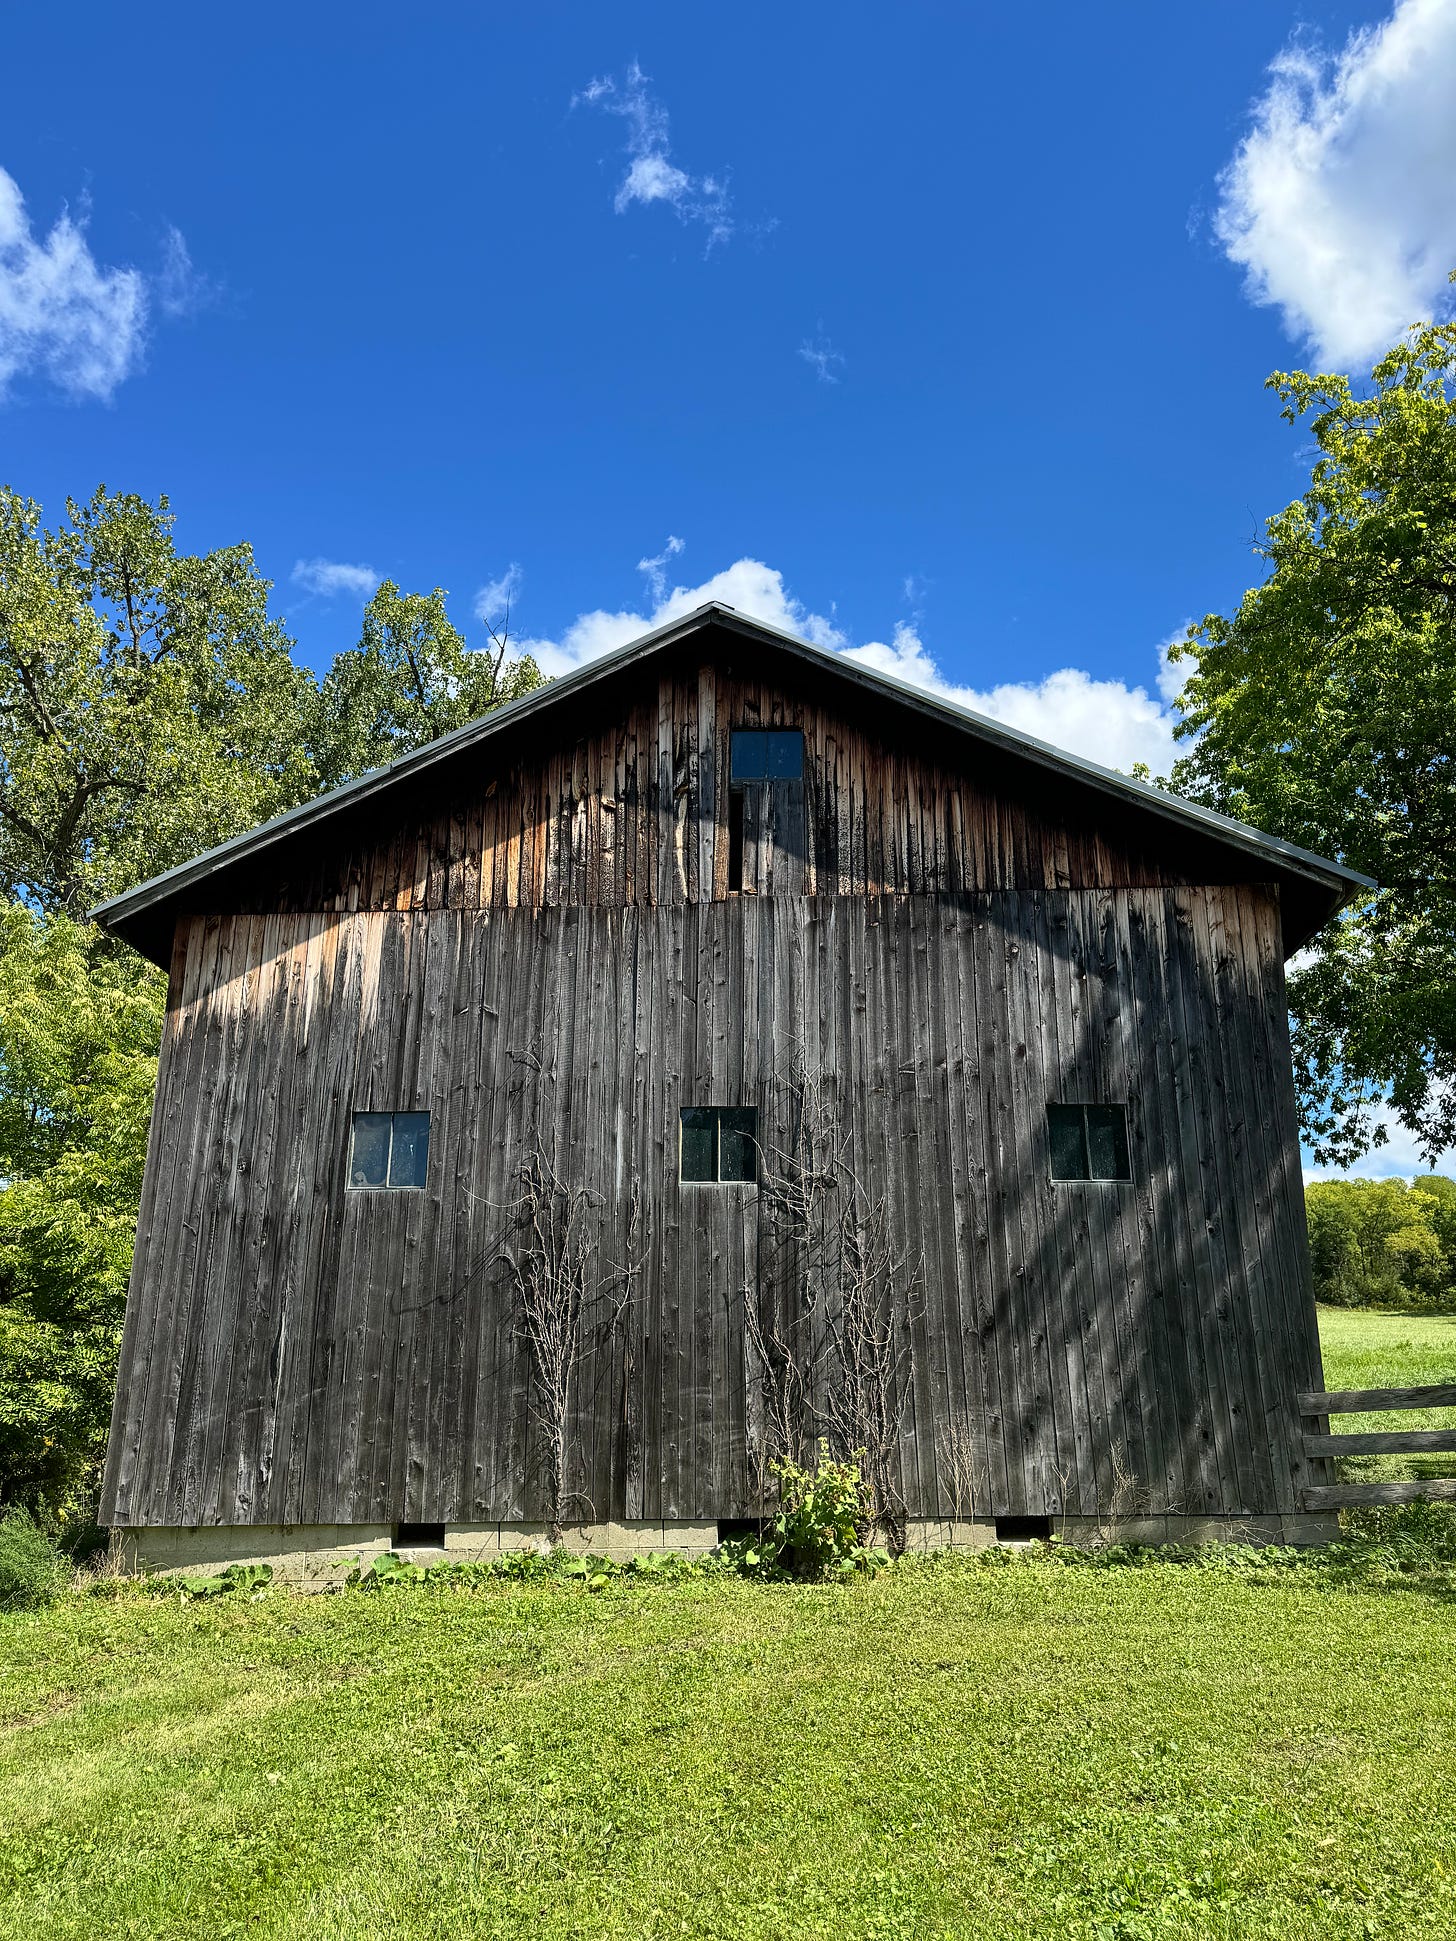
[117, 1508, 1341, 1586]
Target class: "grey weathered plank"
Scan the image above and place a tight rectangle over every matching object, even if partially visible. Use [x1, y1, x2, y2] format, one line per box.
[1299, 1385, 1456, 1415]
[1303, 1430, 1456, 1457]
[103, 881, 1328, 1535]
[1304, 1477, 1456, 1509]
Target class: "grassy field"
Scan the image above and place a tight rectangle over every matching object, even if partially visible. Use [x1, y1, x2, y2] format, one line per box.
[3, 1551, 1456, 1940]
[1318, 1306, 1456, 1484]
[2, 1305, 1454, 1941]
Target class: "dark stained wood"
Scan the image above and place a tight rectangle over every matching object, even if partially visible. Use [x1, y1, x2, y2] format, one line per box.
[102, 884, 1322, 1529]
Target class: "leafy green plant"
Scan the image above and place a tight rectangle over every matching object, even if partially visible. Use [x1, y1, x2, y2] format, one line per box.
[723, 1445, 883, 1581]
[164, 1562, 274, 1601]
[0, 1506, 68, 1610]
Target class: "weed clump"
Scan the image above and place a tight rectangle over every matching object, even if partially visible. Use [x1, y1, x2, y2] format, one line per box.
[718, 1447, 889, 1582]
[0, 1507, 68, 1611]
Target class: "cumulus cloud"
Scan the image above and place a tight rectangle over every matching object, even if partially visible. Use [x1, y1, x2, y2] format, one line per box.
[475, 563, 523, 627]
[844, 628, 1183, 778]
[798, 333, 845, 384]
[1216, 0, 1456, 366]
[0, 166, 148, 402]
[1305, 1100, 1456, 1182]
[291, 557, 379, 600]
[573, 62, 733, 248]
[512, 553, 1185, 776]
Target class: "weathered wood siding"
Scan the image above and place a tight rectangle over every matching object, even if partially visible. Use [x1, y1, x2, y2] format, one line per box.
[102, 885, 1321, 1528]
[226, 661, 1251, 916]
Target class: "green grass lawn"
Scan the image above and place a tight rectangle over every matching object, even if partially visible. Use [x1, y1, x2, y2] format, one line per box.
[3, 1304, 1453, 1941]
[3, 1555, 1456, 1941]
[1318, 1306, 1456, 1485]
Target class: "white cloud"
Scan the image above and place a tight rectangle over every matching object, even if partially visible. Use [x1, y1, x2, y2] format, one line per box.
[513, 552, 1184, 775]
[845, 628, 1183, 778]
[798, 334, 845, 384]
[573, 62, 733, 249]
[291, 557, 379, 600]
[636, 534, 685, 604]
[155, 225, 214, 319]
[475, 563, 523, 627]
[1304, 1101, 1456, 1182]
[0, 166, 147, 402]
[1216, 0, 1456, 367]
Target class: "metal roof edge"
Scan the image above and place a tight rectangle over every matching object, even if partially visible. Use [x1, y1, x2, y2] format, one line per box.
[91, 599, 1374, 930]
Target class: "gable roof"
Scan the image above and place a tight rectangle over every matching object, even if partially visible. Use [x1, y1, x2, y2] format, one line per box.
[93, 600, 1372, 964]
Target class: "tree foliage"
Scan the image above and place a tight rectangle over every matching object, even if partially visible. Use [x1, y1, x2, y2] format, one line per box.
[311, 580, 542, 792]
[0, 906, 164, 1510]
[1305, 1175, 1456, 1313]
[0, 487, 318, 917]
[1169, 293, 1456, 1166]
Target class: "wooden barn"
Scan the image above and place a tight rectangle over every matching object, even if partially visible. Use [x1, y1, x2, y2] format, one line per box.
[95, 602, 1369, 1577]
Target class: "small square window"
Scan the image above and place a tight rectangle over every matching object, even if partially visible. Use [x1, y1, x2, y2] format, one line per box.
[349, 1110, 431, 1190]
[730, 729, 803, 782]
[1048, 1103, 1130, 1183]
[679, 1105, 758, 1183]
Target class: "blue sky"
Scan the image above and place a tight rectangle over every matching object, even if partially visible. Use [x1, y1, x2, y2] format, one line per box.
[4, 1, 1455, 1173]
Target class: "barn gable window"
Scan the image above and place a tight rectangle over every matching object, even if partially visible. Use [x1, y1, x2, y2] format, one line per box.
[349, 1111, 431, 1189]
[1048, 1103, 1130, 1182]
[730, 730, 803, 782]
[728, 731, 804, 893]
[680, 1106, 758, 1183]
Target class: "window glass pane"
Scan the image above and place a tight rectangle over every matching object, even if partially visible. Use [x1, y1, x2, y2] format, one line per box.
[763, 731, 804, 779]
[680, 1107, 717, 1181]
[349, 1112, 391, 1188]
[730, 730, 767, 782]
[388, 1112, 431, 1189]
[731, 729, 804, 781]
[1085, 1105, 1130, 1182]
[1047, 1104, 1089, 1181]
[717, 1107, 758, 1182]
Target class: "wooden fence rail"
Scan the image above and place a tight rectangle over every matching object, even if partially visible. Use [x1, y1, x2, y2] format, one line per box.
[1298, 1384, 1456, 1510]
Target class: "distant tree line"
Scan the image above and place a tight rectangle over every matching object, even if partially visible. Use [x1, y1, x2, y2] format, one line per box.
[1305, 1176, 1456, 1314]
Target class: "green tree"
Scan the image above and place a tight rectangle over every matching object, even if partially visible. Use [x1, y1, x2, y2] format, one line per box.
[1304, 1176, 1454, 1312]
[311, 580, 542, 791]
[0, 906, 164, 1511]
[1169, 289, 1456, 1167]
[0, 487, 319, 916]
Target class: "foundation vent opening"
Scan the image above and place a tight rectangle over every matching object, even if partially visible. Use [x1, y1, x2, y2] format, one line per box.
[394, 1522, 446, 1548]
[994, 1515, 1053, 1543]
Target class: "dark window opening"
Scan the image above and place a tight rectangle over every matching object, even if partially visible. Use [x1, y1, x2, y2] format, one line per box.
[716, 1517, 766, 1542]
[995, 1515, 1053, 1543]
[349, 1110, 431, 1189]
[730, 728, 803, 782]
[727, 786, 745, 892]
[394, 1522, 445, 1548]
[680, 1105, 758, 1183]
[1048, 1102, 1130, 1183]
